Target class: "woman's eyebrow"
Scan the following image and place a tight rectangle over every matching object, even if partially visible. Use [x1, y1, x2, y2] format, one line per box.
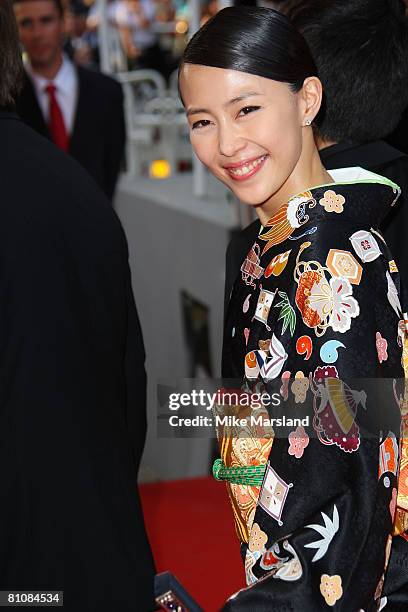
[186, 92, 262, 117]
[186, 107, 209, 117]
[226, 92, 262, 106]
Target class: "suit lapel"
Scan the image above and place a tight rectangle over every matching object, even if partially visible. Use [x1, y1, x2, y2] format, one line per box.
[69, 66, 88, 155]
[21, 72, 50, 137]
[320, 141, 405, 170]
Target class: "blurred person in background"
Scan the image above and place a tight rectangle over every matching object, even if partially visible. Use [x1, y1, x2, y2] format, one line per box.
[225, 0, 408, 310]
[0, 0, 155, 609]
[155, 0, 175, 25]
[109, 0, 168, 73]
[14, 0, 125, 202]
[65, 0, 99, 69]
[200, 0, 218, 26]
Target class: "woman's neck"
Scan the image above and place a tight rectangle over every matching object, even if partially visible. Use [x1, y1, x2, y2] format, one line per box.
[255, 143, 333, 226]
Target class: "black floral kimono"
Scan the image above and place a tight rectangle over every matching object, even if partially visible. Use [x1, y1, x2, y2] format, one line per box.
[218, 168, 408, 611]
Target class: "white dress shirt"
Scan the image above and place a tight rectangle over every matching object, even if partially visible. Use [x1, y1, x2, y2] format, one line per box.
[25, 55, 79, 135]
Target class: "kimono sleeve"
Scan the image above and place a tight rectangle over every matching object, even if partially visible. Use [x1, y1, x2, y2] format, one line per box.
[223, 224, 403, 611]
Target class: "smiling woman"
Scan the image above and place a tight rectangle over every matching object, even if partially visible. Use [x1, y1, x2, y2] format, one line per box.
[178, 6, 408, 612]
[178, 6, 331, 225]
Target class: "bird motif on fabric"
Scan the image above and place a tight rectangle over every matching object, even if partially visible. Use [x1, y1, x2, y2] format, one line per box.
[259, 192, 316, 256]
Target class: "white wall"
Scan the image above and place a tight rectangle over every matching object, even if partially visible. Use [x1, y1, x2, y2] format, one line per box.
[115, 174, 236, 481]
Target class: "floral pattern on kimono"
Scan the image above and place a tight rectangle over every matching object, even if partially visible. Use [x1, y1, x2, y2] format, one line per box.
[220, 168, 406, 612]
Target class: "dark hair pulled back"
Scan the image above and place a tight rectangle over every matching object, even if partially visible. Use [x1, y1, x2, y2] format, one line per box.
[181, 6, 318, 93]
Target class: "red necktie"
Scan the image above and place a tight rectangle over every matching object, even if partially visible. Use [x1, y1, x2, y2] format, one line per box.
[45, 83, 69, 152]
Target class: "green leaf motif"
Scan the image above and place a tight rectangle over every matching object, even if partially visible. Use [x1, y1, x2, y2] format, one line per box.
[274, 291, 296, 336]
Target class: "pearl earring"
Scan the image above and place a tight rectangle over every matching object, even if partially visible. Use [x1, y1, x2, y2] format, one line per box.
[304, 118, 312, 126]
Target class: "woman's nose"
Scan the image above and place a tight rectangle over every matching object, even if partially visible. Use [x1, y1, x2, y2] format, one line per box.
[218, 126, 246, 158]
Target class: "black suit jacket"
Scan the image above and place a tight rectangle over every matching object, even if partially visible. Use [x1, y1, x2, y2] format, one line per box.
[0, 111, 154, 611]
[224, 140, 408, 315]
[387, 106, 408, 156]
[16, 66, 126, 201]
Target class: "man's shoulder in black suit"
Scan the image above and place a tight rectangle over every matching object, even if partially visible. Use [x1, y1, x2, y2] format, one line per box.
[15, 70, 47, 136]
[73, 66, 125, 200]
[76, 65, 123, 102]
[0, 111, 155, 610]
[16, 64, 123, 116]
[320, 139, 407, 174]
[15, 63, 125, 201]
[0, 110, 121, 248]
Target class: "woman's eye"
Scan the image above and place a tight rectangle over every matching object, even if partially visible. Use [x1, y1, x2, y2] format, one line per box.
[238, 105, 261, 117]
[191, 119, 211, 130]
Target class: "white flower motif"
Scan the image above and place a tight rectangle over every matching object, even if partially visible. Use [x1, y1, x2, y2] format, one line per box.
[308, 276, 332, 319]
[329, 277, 360, 332]
[304, 505, 339, 562]
[307, 275, 359, 333]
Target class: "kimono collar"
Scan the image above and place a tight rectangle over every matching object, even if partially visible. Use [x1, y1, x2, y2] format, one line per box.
[263, 167, 401, 234]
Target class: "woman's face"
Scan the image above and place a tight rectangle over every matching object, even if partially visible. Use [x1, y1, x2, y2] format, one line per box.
[179, 64, 313, 215]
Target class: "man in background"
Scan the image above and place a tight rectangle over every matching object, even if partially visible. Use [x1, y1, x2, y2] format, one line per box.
[14, 0, 125, 201]
[224, 0, 408, 311]
[0, 0, 155, 608]
[110, 0, 161, 70]
[65, 1, 99, 69]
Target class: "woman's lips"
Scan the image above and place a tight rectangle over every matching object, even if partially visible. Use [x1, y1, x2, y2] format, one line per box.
[224, 155, 268, 182]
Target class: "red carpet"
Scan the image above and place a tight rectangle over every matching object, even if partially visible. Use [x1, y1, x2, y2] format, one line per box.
[140, 477, 245, 611]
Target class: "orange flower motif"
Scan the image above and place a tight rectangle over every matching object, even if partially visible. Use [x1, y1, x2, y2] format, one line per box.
[320, 574, 343, 606]
[248, 522, 268, 552]
[319, 190, 345, 214]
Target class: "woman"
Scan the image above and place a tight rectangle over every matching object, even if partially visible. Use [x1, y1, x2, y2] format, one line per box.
[179, 6, 407, 611]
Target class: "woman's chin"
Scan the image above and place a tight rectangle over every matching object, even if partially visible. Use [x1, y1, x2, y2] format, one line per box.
[221, 176, 276, 207]
[226, 180, 273, 204]
[234, 192, 273, 207]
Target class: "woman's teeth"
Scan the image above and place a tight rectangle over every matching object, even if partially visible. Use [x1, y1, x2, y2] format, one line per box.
[228, 155, 266, 176]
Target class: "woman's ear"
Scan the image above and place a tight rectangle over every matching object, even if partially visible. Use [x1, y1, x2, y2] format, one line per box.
[299, 76, 323, 126]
